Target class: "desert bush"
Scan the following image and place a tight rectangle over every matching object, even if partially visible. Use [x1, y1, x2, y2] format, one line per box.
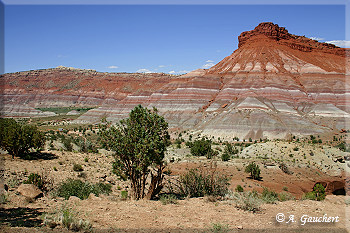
[223, 143, 238, 155]
[99, 105, 170, 200]
[42, 205, 92, 232]
[120, 190, 128, 200]
[6, 177, 20, 189]
[221, 153, 230, 161]
[302, 184, 326, 201]
[209, 222, 229, 233]
[159, 194, 178, 205]
[205, 195, 218, 202]
[190, 137, 216, 158]
[312, 183, 326, 201]
[172, 165, 229, 198]
[74, 136, 97, 153]
[278, 191, 295, 201]
[206, 149, 219, 159]
[279, 162, 293, 175]
[245, 162, 261, 180]
[73, 163, 83, 172]
[24, 172, 53, 192]
[185, 141, 193, 147]
[345, 198, 350, 206]
[0, 118, 45, 158]
[24, 173, 44, 190]
[337, 142, 350, 152]
[235, 185, 244, 193]
[230, 191, 262, 212]
[60, 135, 73, 152]
[56, 179, 112, 200]
[261, 187, 278, 204]
[174, 138, 182, 145]
[0, 193, 8, 204]
[302, 191, 316, 200]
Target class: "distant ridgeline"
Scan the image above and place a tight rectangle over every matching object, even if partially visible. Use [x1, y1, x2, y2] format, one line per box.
[1, 22, 349, 140]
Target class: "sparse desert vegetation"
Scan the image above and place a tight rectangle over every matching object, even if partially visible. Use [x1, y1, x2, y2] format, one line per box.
[0, 105, 349, 232]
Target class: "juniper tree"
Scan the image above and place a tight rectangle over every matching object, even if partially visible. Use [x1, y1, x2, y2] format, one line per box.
[0, 118, 45, 158]
[99, 105, 170, 200]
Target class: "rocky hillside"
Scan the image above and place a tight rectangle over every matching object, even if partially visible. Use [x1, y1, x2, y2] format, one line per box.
[1, 22, 349, 140]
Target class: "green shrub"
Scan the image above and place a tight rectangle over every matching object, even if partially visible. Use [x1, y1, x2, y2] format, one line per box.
[74, 137, 97, 153]
[345, 198, 350, 206]
[282, 186, 288, 191]
[278, 191, 295, 201]
[175, 167, 229, 198]
[42, 205, 92, 232]
[261, 187, 278, 204]
[24, 173, 44, 190]
[185, 141, 193, 147]
[61, 136, 73, 152]
[313, 184, 326, 201]
[302, 184, 326, 201]
[221, 152, 230, 161]
[209, 222, 229, 233]
[56, 179, 112, 200]
[206, 149, 219, 159]
[174, 138, 182, 145]
[223, 143, 238, 156]
[73, 163, 83, 172]
[24, 173, 52, 193]
[190, 138, 215, 158]
[245, 162, 261, 180]
[0, 118, 45, 158]
[0, 193, 8, 204]
[231, 191, 262, 212]
[120, 190, 128, 200]
[6, 177, 20, 189]
[159, 194, 178, 205]
[302, 191, 316, 200]
[235, 185, 244, 193]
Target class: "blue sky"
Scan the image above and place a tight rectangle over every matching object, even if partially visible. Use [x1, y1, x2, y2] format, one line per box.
[4, 3, 348, 74]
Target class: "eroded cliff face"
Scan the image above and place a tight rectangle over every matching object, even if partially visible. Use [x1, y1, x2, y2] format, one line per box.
[0, 67, 177, 117]
[1, 22, 349, 140]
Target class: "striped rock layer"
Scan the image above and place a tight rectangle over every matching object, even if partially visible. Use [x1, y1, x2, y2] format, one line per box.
[1, 22, 349, 140]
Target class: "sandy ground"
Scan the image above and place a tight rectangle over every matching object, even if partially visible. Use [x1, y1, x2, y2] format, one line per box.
[1, 143, 349, 232]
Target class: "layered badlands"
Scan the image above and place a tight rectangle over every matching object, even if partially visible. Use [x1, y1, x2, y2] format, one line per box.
[1, 22, 349, 140]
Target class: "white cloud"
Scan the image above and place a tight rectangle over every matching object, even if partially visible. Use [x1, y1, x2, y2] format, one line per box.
[158, 65, 166, 68]
[137, 68, 153, 73]
[107, 65, 118, 69]
[178, 70, 190, 74]
[310, 37, 324, 41]
[206, 60, 214, 63]
[202, 63, 215, 69]
[325, 40, 350, 48]
[168, 70, 190, 74]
